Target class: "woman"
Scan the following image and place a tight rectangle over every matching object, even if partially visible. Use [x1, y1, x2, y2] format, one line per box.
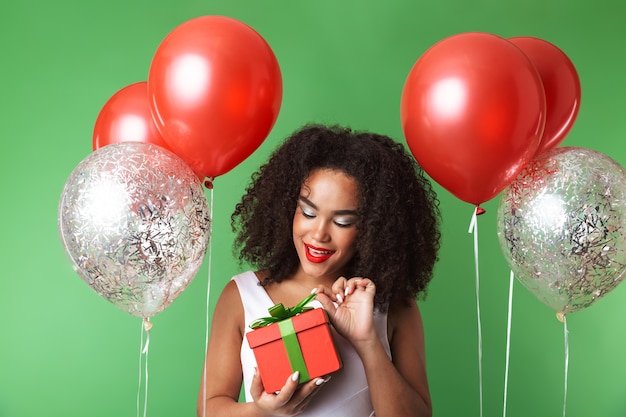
[198, 124, 440, 416]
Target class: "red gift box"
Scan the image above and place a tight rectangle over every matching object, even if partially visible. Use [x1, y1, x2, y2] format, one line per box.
[246, 307, 342, 393]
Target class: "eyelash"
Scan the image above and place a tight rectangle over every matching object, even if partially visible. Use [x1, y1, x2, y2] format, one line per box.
[334, 221, 354, 228]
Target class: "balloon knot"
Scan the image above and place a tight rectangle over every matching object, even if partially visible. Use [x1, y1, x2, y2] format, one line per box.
[143, 317, 153, 332]
[475, 206, 486, 216]
[204, 178, 214, 189]
[556, 312, 565, 323]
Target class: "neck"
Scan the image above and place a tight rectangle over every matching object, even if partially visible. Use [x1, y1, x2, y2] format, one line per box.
[291, 267, 341, 291]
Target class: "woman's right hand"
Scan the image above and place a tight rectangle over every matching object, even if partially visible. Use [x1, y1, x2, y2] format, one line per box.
[313, 277, 378, 349]
[249, 368, 329, 416]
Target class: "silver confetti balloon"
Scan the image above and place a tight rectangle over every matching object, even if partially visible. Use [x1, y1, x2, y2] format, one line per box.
[497, 147, 626, 318]
[58, 142, 211, 318]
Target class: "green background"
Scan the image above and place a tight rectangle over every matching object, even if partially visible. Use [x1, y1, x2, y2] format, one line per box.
[2, 1, 626, 416]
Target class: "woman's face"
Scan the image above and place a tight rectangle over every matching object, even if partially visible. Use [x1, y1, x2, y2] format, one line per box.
[292, 168, 359, 284]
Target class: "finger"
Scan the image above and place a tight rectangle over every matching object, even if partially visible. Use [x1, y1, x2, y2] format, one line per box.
[249, 367, 264, 401]
[311, 285, 334, 300]
[342, 277, 362, 297]
[314, 290, 337, 316]
[357, 278, 376, 295]
[272, 371, 300, 406]
[351, 277, 375, 293]
[344, 277, 372, 297]
[312, 285, 342, 306]
[331, 277, 349, 302]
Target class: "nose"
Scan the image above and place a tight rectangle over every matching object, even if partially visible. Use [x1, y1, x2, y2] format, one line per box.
[310, 218, 330, 243]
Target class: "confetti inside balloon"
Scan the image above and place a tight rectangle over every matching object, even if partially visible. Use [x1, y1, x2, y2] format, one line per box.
[58, 142, 211, 318]
[497, 147, 626, 317]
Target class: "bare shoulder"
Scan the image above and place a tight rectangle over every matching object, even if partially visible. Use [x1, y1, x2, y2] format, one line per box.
[387, 299, 424, 339]
[218, 279, 242, 302]
[213, 279, 245, 335]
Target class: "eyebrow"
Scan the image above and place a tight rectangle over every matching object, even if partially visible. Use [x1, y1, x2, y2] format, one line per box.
[298, 196, 358, 216]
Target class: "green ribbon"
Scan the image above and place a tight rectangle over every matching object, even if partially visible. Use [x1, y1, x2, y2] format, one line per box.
[249, 293, 316, 329]
[278, 318, 310, 382]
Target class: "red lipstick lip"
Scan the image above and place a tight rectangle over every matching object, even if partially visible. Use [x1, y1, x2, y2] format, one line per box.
[304, 243, 335, 263]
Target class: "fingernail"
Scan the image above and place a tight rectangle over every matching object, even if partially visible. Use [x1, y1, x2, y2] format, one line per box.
[336, 293, 343, 303]
[316, 375, 332, 385]
[291, 371, 300, 382]
[344, 287, 350, 297]
[310, 287, 318, 294]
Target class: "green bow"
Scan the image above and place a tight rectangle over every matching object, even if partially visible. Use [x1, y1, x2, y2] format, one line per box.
[249, 293, 316, 329]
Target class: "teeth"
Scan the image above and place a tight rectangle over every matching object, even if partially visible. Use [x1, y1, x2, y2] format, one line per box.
[308, 247, 331, 256]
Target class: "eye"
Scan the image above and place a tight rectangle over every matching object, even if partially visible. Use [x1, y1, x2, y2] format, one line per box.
[334, 217, 356, 228]
[299, 205, 316, 219]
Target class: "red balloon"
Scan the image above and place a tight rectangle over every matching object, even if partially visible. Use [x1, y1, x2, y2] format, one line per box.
[401, 32, 546, 206]
[93, 82, 169, 151]
[509, 37, 581, 156]
[148, 16, 283, 178]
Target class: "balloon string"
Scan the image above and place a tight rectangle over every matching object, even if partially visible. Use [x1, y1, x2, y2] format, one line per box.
[136, 321, 144, 417]
[468, 208, 483, 417]
[502, 270, 514, 417]
[563, 316, 569, 417]
[143, 329, 150, 417]
[136, 318, 151, 417]
[202, 187, 215, 417]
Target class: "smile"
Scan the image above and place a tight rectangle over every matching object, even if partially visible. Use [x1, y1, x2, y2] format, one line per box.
[304, 243, 335, 263]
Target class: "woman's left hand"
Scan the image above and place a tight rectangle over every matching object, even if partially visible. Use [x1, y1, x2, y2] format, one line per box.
[313, 277, 378, 347]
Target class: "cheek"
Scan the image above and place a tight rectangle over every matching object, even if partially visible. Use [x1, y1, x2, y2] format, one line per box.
[292, 215, 303, 238]
[340, 230, 358, 252]
[292, 215, 310, 247]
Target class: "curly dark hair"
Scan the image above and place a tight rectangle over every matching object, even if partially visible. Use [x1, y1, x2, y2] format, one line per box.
[231, 124, 441, 310]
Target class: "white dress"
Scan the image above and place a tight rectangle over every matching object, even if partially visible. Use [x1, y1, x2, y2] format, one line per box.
[233, 271, 391, 417]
